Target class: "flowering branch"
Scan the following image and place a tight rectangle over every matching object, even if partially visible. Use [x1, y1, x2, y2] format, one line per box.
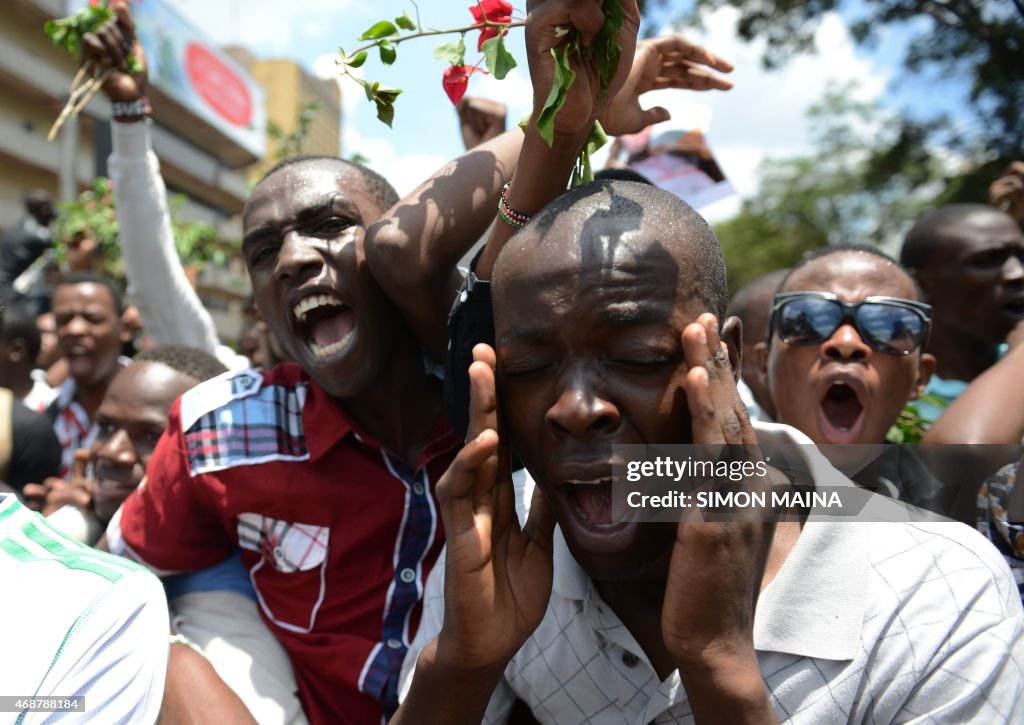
[337, 3, 525, 126]
[341, 1, 624, 184]
[44, 0, 145, 140]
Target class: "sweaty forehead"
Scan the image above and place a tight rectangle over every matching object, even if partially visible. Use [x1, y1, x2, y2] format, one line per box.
[784, 252, 917, 301]
[53, 282, 116, 312]
[245, 161, 376, 226]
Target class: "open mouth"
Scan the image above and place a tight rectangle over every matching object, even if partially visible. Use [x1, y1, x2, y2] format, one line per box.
[292, 293, 355, 360]
[818, 382, 866, 443]
[563, 478, 624, 530]
[94, 477, 137, 500]
[66, 344, 94, 375]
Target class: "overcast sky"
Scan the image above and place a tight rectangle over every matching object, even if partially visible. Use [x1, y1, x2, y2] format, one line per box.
[170, 0, 941, 222]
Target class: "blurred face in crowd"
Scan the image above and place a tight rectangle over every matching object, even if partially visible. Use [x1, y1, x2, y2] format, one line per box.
[492, 184, 738, 582]
[242, 159, 400, 398]
[52, 282, 125, 387]
[89, 361, 197, 522]
[26, 194, 54, 227]
[240, 295, 288, 370]
[765, 251, 935, 445]
[918, 209, 1024, 347]
[36, 312, 61, 370]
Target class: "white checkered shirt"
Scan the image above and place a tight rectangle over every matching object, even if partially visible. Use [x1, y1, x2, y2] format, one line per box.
[401, 423, 1024, 723]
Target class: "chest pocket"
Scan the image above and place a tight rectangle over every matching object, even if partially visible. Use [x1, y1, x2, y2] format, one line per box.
[237, 513, 329, 633]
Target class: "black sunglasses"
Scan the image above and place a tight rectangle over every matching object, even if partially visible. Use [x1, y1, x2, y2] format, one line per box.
[770, 292, 932, 355]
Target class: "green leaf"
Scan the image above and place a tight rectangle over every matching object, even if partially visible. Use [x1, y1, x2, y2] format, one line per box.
[534, 46, 576, 147]
[359, 20, 398, 41]
[346, 50, 368, 68]
[364, 80, 380, 102]
[395, 11, 416, 31]
[375, 87, 402, 104]
[584, 121, 608, 157]
[375, 99, 396, 127]
[481, 30, 516, 80]
[433, 38, 466, 66]
[592, 0, 624, 96]
[45, 5, 115, 57]
[569, 124, 605, 188]
[379, 40, 397, 65]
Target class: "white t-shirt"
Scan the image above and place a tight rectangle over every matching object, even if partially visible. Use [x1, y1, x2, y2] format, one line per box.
[22, 371, 56, 414]
[400, 422, 1024, 723]
[0, 494, 168, 723]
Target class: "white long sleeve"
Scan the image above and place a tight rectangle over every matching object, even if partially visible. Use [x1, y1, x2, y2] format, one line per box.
[108, 120, 221, 355]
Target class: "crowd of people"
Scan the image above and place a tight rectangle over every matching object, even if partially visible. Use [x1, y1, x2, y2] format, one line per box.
[1, 0, 1024, 722]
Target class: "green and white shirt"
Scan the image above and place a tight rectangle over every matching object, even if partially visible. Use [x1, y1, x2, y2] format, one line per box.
[0, 494, 168, 724]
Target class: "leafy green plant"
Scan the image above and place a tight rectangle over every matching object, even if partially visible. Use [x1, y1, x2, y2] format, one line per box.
[54, 177, 235, 283]
[886, 394, 948, 444]
[44, 0, 146, 140]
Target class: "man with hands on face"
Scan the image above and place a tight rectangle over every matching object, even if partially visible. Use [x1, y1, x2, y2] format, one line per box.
[395, 181, 1024, 724]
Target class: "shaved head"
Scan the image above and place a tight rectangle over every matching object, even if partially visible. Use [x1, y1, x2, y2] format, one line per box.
[493, 180, 728, 322]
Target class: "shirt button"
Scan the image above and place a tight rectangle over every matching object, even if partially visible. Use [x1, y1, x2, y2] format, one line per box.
[412, 482, 425, 496]
[622, 652, 639, 667]
[399, 568, 416, 584]
[273, 546, 285, 562]
[387, 638, 403, 650]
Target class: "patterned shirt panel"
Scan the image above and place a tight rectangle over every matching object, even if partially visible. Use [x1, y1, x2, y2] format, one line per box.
[113, 364, 459, 725]
[977, 460, 1024, 599]
[49, 378, 94, 479]
[48, 357, 130, 478]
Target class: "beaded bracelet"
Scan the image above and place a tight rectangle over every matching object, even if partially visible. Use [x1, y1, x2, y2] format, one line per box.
[497, 181, 530, 229]
[110, 96, 151, 119]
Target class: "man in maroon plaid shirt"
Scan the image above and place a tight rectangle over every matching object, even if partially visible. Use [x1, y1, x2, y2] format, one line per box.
[107, 151, 481, 723]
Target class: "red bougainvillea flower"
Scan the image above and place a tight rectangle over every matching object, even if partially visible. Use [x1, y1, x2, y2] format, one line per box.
[442, 64, 487, 105]
[469, 0, 514, 52]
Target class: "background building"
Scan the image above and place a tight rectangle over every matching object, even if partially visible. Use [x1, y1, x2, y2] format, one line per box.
[227, 49, 342, 181]
[0, 0, 267, 343]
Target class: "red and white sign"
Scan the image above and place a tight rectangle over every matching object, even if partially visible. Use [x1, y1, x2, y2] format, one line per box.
[185, 42, 253, 128]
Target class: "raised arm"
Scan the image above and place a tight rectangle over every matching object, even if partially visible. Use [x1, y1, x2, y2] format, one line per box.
[364, 129, 523, 362]
[84, 1, 220, 355]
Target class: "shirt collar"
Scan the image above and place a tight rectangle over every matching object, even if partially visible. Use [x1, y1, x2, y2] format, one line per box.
[302, 372, 355, 461]
[53, 356, 133, 410]
[300, 368, 460, 466]
[551, 421, 872, 662]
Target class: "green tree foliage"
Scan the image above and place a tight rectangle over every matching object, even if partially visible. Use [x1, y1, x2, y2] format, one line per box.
[55, 178, 234, 283]
[682, 0, 1023, 189]
[715, 85, 945, 291]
